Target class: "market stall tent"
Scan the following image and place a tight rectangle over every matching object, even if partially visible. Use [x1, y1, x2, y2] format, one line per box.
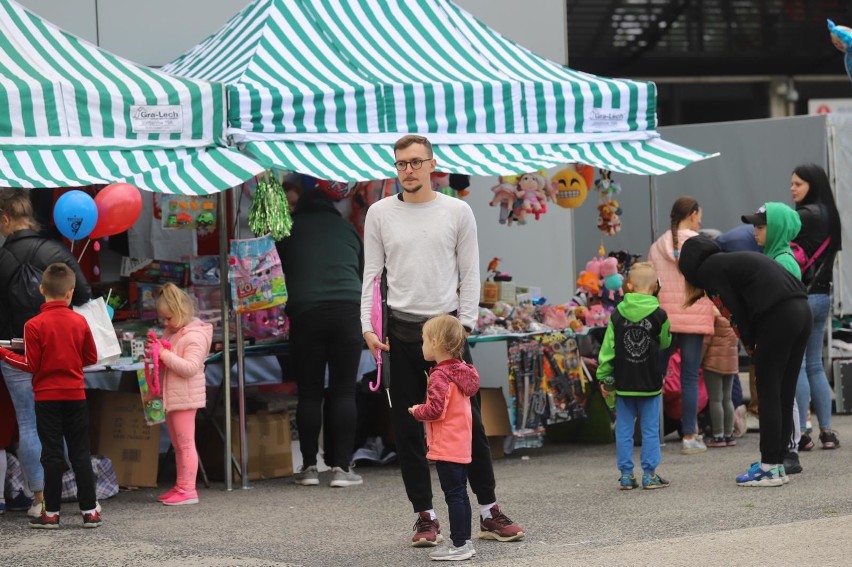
[0, 0, 265, 194]
[163, 0, 713, 181]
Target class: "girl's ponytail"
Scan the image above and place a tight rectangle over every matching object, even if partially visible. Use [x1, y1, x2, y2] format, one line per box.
[669, 196, 700, 258]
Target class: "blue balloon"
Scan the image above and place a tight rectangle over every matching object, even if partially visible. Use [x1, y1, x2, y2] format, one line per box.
[53, 190, 98, 241]
[105, 305, 115, 320]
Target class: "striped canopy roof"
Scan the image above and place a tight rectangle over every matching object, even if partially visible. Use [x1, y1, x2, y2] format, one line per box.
[164, 0, 713, 180]
[0, 0, 264, 193]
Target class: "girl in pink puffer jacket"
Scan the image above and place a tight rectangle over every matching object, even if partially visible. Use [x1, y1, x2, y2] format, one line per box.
[151, 283, 212, 507]
[648, 196, 715, 454]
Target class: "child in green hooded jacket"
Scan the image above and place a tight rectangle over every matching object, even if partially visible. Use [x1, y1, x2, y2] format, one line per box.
[741, 202, 802, 279]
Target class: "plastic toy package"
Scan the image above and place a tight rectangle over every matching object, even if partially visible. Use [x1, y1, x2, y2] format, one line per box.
[161, 195, 217, 231]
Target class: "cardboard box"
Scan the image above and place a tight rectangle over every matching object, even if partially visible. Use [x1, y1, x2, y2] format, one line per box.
[88, 390, 161, 487]
[199, 412, 293, 482]
[480, 388, 512, 459]
[495, 282, 516, 304]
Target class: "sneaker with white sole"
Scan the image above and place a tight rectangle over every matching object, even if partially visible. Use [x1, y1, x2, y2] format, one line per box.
[681, 437, 707, 455]
[293, 465, 320, 486]
[429, 540, 475, 561]
[736, 462, 783, 487]
[329, 467, 363, 488]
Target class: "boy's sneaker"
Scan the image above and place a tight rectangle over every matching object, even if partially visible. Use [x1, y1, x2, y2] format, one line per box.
[735, 462, 783, 487]
[681, 437, 707, 454]
[724, 435, 737, 447]
[798, 433, 814, 451]
[479, 505, 525, 542]
[293, 465, 320, 486]
[706, 436, 727, 448]
[642, 473, 671, 489]
[162, 488, 199, 506]
[0, 500, 5, 514]
[329, 467, 363, 488]
[27, 500, 44, 518]
[783, 451, 803, 475]
[428, 540, 475, 561]
[29, 510, 60, 529]
[82, 510, 103, 528]
[819, 430, 840, 450]
[6, 492, 33, 511]
[412, 512, 443, 547]
[619, 474, 639, 490]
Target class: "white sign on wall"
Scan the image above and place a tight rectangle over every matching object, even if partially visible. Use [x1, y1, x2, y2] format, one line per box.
[808, 98, 852, 115]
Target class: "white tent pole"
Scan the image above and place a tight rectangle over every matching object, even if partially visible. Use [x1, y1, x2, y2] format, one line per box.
[219, 188, 233, 491]
[233, 184, 249, 490]
[649, 176, 659, 242]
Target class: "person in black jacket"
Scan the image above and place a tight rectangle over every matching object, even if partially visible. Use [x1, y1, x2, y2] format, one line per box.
[277, 187, 365, 488]
[679, 235, 810, 487]
[790, 164, 843, 450]
[0, 188, 90, 517]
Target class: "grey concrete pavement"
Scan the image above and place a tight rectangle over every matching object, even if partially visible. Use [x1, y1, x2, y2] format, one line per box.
[3, 415, 852, 566]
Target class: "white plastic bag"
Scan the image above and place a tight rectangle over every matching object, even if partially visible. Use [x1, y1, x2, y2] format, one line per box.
[73, 297, 121, 365]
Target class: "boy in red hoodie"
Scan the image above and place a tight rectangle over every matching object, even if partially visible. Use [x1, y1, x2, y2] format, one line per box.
[0, 263, 99, 529]
[409, 315, 480, 561]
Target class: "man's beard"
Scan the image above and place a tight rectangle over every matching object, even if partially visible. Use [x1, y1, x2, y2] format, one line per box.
[402, 183, 422, 194]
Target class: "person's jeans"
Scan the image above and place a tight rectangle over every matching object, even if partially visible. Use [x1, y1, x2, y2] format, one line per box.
[435, 461, 471, 547]
[2, 361, 44, 493]
[795, 294, 833, 431]
[675, 334, 705, 436]
[615, 395, 661, 476]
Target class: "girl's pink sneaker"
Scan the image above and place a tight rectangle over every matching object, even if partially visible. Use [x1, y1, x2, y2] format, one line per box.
[162, 488, 199, 506]
[156, 487, 178, 502]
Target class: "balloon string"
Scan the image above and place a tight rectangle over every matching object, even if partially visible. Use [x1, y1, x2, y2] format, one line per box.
[77, 238, 91, 263]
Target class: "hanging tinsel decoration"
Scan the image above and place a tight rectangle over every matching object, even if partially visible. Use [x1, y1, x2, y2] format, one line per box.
[248, 173, 293, 240]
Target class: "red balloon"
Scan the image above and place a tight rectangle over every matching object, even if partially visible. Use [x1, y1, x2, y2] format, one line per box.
[89, 183, 143, 239]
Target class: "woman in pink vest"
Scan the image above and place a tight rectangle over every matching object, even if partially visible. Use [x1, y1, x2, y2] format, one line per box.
[648, 196, 715, 454]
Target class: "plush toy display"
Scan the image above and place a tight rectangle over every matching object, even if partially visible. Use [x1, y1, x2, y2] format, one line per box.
[550, 166, 589, 209]
[594, 169, 623, 236]
[600, 257, 624, 300]
[490, 182, 519, 225]
[516, 172, 547, 219]
[829, 19, 852, 82]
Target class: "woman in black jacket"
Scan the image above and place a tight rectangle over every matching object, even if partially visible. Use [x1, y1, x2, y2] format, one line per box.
[679, 235, 810, 487]
[790, 164, 842, 450]
[0, 188, 90, 517]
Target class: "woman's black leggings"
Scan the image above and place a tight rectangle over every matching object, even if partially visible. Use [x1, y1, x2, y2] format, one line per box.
[752, 298, 812, 464]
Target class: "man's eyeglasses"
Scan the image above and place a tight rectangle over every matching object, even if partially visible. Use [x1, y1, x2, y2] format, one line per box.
[394, 158, 432, 171]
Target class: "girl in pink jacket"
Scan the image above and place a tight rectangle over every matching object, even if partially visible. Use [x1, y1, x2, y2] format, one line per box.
[409, 315, 480, 561]
[151, 283, 213, 506]
[648, 196, 715, 455]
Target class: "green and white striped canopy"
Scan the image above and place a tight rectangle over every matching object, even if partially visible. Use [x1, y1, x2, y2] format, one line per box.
[0, 0, 264, 193]
[164, 0, 713, 181]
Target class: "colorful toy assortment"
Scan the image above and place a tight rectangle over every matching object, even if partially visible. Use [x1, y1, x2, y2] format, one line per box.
[507, 334, 587, 447]
[138, 331, 169, 426]
[162, 195, 217, 233]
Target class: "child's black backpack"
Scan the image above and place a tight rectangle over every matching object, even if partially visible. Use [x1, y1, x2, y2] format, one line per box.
[6, 241, 47, 335]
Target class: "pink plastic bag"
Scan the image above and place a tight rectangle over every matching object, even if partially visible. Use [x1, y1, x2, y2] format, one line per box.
[662, 349, 708, 420]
